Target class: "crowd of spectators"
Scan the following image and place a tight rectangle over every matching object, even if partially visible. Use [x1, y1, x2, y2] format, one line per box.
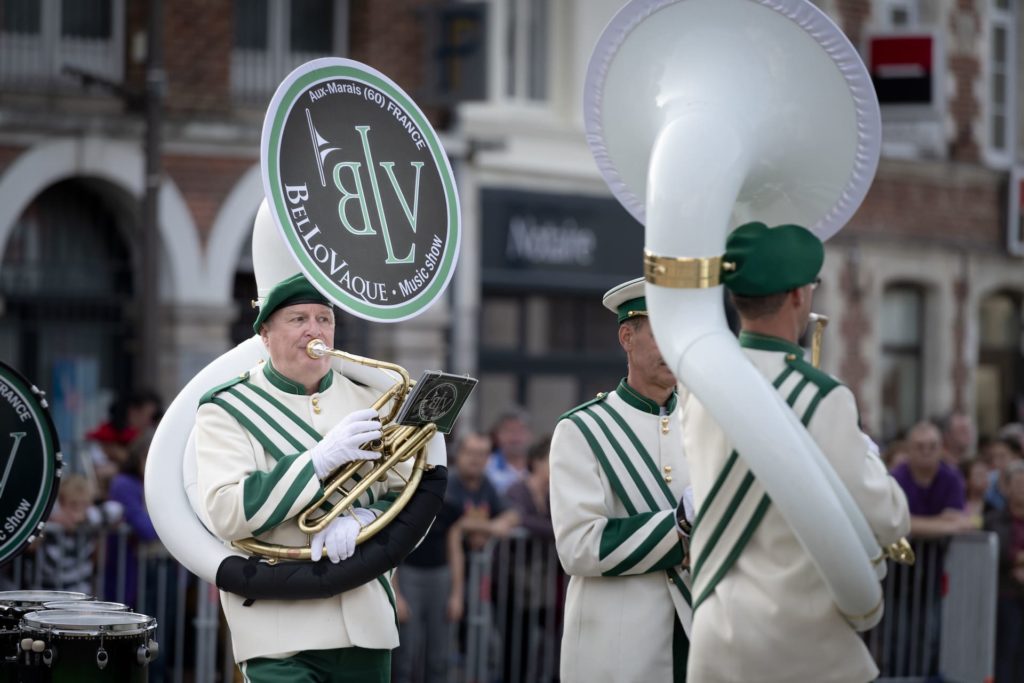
[394, 408, 562, 683]
[13, 391, 1024, 682]
[880, 410, 1024, 681]
[13, 390, 165, 607]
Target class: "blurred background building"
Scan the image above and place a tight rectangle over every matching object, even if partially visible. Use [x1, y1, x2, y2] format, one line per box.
[0, 0, 1022, 464]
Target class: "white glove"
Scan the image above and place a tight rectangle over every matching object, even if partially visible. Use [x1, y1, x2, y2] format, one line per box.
[310, 507, 377, 563]
[309, 408, 383, 479]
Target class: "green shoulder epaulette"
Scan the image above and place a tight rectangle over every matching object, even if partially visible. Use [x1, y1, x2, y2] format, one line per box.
[558, 391, 610, 422]
[785, 355, 841, 397]
[199, 371, 250, 406]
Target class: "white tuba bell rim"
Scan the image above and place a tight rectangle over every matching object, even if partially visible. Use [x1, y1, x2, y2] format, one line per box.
[584, 0, 881, 243]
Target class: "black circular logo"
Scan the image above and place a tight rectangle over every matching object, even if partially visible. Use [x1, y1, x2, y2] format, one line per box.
[415, 382, 459, 423]
[0, 363, 61, 566]
[262, 58, 461, 322]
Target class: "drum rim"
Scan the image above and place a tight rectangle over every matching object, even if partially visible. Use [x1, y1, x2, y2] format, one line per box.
[41, 600, 130, 612]
[0, 590, 91, 607]
[21, 609, 155, 634]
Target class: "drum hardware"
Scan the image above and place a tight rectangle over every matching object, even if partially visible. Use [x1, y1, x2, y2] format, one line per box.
[95, 635, 107, 670]
[136, 639, 159, 665]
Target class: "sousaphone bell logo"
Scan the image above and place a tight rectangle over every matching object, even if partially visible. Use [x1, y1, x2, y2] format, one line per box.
[262, 58, 461, 322]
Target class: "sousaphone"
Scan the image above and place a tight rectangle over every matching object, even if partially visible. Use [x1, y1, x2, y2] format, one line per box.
[585, 0, 889, 629]
[146, 58, 462, 599]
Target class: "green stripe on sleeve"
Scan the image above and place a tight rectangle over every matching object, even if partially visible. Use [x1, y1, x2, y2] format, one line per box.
[599, 512, 677, 574]
[224, 387, 308, 453]
[583, 407, 661, 512]
[243, 457, 323, 534]
[377, 575, 399, 630]
[786, 377, 810, 406]
[691, 451, 738, 533]
[568, 415, 638, 516]
[592, 402, 676, 506]
[801, 389, 825, 425]
[243, 382, 323, 442]
[668, 568, 692, 606]
[693, 494, 771, 610]
[211, 398, 286, 460]
[691, 471, 755, 581]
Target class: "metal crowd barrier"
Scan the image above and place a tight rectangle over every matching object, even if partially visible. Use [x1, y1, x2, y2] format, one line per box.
[865, 532, 997, 683]
[460, 533, 564, 683]
[4, 525, 1000, 683]
[448, 532, 998, 683]
[0, 523, 233, 683]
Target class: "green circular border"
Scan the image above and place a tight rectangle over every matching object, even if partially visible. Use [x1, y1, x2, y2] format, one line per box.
[266, 65, 459, 322]
[0, 368, 58, 566]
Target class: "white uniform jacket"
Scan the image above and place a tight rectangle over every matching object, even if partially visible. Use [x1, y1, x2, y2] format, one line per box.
[682, 332, 910, 683]
[550, 380, 692, 683]
[195, 360, 401, 662]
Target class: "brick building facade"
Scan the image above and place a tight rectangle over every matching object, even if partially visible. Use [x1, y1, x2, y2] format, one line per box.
[0, 0, 1021, 461]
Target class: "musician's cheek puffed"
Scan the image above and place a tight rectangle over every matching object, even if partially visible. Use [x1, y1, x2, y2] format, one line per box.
[194, 272, 401, 680]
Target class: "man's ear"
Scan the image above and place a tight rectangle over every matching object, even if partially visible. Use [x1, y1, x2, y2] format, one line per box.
[618, 322, 632, 352]
[789, 286, 807, 309]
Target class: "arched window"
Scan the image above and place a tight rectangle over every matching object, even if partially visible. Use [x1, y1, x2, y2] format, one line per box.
[976, 291, 1022, 436]
[880, 284, 925, 440]
[0, 180, 133, 461]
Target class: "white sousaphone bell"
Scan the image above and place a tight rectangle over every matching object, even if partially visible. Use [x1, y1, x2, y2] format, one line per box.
[585, 0, 887, 629]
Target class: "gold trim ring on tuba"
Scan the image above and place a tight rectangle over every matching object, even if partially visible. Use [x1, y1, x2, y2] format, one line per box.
[232, 339, 438, 562]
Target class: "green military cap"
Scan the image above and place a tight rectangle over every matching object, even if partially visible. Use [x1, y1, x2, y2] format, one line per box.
[721, 221, 824, 296]
[252, 273, 332, 333]
[602, 277, 647, 324]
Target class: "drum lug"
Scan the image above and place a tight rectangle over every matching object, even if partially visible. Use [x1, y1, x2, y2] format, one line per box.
[139, 643, 158, 667]
[96, 646, 108, 670]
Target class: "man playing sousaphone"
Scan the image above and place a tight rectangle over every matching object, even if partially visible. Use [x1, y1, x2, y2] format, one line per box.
[196, 272, 401, 682]
[682, 222, 910, 682]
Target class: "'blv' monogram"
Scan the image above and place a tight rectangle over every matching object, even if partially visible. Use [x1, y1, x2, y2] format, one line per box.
[265, 59, 460, 322]
[314, 119, 423, 265]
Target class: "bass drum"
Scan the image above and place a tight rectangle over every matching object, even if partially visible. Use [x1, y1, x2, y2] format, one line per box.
[0, 362, 63, 568]
[17, 610, 157, 683]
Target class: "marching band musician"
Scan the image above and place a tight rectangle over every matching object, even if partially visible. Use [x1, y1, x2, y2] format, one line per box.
[195, 272, 401, 683]
[550, 277, 693, 683]
[681, 222, 910, 683]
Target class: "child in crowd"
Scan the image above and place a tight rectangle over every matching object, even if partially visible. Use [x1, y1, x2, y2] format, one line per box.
[38, 474, 121, 594]
[961, 458, 990, 528]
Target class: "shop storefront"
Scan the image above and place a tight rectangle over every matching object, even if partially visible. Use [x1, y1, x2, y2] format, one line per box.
[476, 187, 645, 433]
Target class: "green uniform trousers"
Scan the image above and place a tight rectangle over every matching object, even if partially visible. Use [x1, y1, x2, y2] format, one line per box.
[674, 616, 689, 683]
[240, 647, 390, 683]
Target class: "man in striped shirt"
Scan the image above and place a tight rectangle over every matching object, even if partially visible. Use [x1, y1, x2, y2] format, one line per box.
[550, 277, 693, 683]
[196, 273, 402, 683]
